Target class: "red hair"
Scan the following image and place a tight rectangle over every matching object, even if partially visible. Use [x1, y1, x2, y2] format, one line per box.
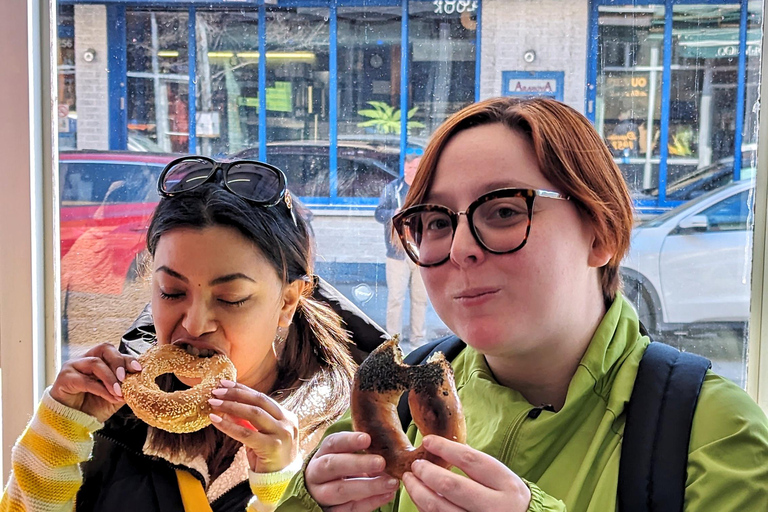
[404, 97, 634, 302]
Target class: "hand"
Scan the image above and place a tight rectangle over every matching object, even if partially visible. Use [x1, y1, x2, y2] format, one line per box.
[49, 342, 142, 423]
[305, 432, 400, 511]
[402, 435, 531, 512]
[208, 380, 299, 473]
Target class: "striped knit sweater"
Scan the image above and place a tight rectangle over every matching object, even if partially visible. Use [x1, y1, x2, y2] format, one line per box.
[0, 389, 297, 512]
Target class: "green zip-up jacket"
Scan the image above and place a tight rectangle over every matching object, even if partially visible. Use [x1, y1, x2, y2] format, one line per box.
[277, 295, 768, 511]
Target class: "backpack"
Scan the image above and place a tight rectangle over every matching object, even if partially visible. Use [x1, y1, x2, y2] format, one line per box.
[397, 334, 711, 512]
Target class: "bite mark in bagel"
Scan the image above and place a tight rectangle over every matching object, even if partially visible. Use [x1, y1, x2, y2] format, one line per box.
[122, 344, 236, 433]
[352, 337, 466, 479]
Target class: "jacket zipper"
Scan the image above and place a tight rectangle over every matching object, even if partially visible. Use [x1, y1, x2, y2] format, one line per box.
[499, 408, 538, 463]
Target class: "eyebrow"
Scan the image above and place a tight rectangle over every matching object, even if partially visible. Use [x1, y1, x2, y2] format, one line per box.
[427, 180, 538, 204]
[156, 266, 256, 286]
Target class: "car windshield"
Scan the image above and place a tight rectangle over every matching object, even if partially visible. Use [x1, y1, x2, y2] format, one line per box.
[641, 181, 752, 228]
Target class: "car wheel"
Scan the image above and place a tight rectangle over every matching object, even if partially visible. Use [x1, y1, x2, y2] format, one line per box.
[624, 279, 658, 336]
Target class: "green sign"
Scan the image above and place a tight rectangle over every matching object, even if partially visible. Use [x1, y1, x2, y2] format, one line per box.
[237, 81, 293, 113]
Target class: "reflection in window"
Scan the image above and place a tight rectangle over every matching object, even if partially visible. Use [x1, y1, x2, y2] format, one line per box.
[699, 189, 752, 232]
[597, 5, 665, 194]
[410, 1, 477, 136]
[126, 10, 190, 154]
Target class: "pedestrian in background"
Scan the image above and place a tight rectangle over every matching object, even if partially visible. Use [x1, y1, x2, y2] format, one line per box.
[375, 148, 428, 348]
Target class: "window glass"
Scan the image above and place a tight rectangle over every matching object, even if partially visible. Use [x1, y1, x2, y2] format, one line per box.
[54, 0, 762, 390]
[194, 10, 261, 157]
[597, 5, 665, 195]
[126, 10, 190, 154]
[409, 0, 477, 136]
[699, 189, 752, 232]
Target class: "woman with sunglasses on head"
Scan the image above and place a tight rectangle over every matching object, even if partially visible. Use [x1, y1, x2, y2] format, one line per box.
[276, 98, 768, 512]
[1, 158, 357, 512]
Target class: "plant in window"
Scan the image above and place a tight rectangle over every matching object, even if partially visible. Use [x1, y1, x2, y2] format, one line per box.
[356, 101, 425, 135]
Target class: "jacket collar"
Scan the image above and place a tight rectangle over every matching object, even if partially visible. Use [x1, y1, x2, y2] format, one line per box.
[456, 293, 646, 411]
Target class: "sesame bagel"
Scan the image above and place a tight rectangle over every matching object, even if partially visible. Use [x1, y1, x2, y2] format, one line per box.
[351, 337, 466, 479]
[122, 344, 236, 433]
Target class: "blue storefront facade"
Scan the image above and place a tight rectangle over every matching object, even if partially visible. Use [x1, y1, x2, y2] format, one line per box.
[57, 0, 760, 213]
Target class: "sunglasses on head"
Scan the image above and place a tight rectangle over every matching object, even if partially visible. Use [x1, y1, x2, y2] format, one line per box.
[158, 156, 296, 221]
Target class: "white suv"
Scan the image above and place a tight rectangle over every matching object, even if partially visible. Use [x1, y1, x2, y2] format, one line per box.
[621, 179, 754, 336]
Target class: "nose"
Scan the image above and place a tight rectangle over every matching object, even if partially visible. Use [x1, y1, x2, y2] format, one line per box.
[449, 214, 485, 268]
[181, 297, 217, 338]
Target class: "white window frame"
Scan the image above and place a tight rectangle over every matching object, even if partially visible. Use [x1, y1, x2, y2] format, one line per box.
[0, 0, 58, 478]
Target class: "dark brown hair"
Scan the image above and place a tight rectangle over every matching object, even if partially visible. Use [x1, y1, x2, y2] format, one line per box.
[403, 97, 634, 302]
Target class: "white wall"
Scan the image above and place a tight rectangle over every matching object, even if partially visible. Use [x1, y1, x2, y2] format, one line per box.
[480, 0, 589, 111]
[74, 4, 109, 150]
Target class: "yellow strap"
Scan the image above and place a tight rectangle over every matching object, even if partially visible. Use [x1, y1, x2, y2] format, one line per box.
[176, 469, 214, 512]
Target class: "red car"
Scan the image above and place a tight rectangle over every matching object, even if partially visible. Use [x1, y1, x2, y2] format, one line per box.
[59, 151, 175, 295]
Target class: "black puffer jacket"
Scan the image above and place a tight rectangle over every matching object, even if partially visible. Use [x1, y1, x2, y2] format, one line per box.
[76, 406, 252, 511]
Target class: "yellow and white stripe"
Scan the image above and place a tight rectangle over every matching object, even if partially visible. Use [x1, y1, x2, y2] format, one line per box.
[0, 389, 102, 512]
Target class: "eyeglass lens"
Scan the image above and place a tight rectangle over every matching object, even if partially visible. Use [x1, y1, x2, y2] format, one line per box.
[400, 195, 530, 265]
[162, 159, 282, 203]
[226, 163, 282, 203]
[162, 159, 213, 194]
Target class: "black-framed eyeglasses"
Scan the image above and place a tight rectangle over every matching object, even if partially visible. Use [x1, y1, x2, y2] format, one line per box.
[158, 156, 292, 210]
[392, 188, 570, 267]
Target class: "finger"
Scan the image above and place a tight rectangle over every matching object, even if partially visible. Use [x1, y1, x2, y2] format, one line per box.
[334, 492, 397, 512]
[408, 460, 491, 511]
[62, 372, 123, 404]
[208, 412, 280, 449]
[70, 357, 123, 398]
[402, 471, 464, 512]
[315, 432, 372, 458]
[311, 476, 398, 508]
[308, 452, 387, 483]
[211, 382, 284, 420]
[84, 343, 142, 381]
[208, 399, 284, 435]
[422, 435, 515, 490]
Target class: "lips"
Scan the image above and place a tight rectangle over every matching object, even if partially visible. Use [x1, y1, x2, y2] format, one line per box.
[454, 287, 500, 300]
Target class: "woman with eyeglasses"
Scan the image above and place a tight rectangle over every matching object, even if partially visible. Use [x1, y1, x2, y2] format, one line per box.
[1, 158, 358, 511]
[276, 98, 768, 511]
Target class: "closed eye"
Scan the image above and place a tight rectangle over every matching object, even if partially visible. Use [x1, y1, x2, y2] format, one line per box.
[160, 291, 185, 301]
[219, 295, 252, 307]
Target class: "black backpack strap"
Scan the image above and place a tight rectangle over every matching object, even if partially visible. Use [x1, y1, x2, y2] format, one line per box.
[397, 335, 466, 431]
[619, 342, 711, 512]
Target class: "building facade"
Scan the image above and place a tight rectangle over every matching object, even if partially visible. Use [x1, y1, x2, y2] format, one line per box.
[57, 0, 761, 265]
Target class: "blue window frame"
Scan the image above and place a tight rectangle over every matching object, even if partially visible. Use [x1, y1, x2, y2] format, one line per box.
[588, 0, 751, 214]
[62, 0, 482, 209]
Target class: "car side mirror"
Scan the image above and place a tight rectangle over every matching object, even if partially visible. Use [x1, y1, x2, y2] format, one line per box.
[678, 214, 709, 231]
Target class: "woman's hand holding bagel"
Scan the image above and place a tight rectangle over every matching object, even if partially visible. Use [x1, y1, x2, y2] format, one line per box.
[208, 380, 300, 473]
[304, 432, 400, 512]
[402, 435, 531, 512]
[50, 342, 142, 423]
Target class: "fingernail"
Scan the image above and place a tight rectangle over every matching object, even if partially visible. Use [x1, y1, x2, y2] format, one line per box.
[357, 433, 367, 443]
[116, 367, 126, 382]
[220, 379, 236, 388]
[130, 361, 142, 371]
[212, 388, 227, 397]
[112, 382, 123, 397]
[208, 398, 224, 407]
[387, 478, 399, 489]
[209, 413, 223, 423]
